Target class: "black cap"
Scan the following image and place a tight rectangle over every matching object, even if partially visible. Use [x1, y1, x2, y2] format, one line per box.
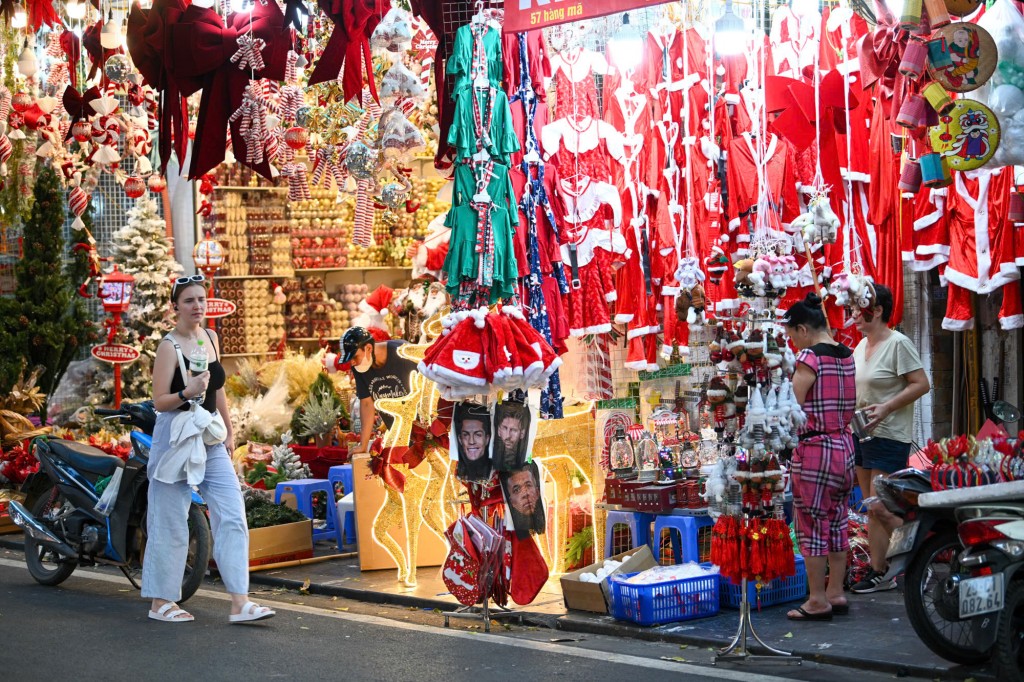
[340, 327, 374, 364]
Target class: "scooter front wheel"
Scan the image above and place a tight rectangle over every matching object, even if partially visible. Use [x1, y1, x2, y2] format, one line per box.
[24, 488, 78, 586]
[994, 578, 1024, 681]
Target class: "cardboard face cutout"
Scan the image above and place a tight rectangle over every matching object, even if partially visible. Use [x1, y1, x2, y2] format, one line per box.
[500, 461, 546, 540]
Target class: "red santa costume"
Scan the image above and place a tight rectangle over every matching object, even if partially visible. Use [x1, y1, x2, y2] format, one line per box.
[770, 2, 820, 80]
[725, 132, 802, 255]
[941, 167, 1023, 331]
[548, 47, 610, 120]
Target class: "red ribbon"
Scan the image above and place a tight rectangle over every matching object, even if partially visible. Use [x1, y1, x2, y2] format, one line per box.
[62, 85, 101, 139]
[82, 19, 124, 84]
[27, 0, 61, 31]
[165, 2, 291, 180]
[369, 447, 407, 493]
[857, 0, 909, 127]
[60, 30, 81, 89]
[127, 0, 191, 174]
[307, 0, 389, 102]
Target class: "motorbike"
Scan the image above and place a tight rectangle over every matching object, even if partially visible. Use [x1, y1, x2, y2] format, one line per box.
[873, 468, 990, 664]
[8, 402, 211, 601]
[955, 495, 1024, 680]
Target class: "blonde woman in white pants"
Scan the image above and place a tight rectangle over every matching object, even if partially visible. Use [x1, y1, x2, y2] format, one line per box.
[141, 275, 275, 623]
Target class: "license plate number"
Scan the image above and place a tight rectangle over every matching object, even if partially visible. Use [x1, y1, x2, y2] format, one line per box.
[886, 521, 919, 558]
[959, 573, 1005, 618]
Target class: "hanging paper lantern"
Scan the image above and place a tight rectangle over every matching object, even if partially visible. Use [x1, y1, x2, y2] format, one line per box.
[11, 92, 32, 113]
[345, 141, 381, 180]
[124, 175, 146, 198]
[104, 54, 132, 84]
[284, 126, 309, 150]
[147, 175, 167, 193]
[71, 120, 91, 142]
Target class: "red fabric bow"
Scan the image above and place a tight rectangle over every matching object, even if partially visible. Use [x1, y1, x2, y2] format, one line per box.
[165, 2, 291, 179]
[857, 0, 909, 128]
[27, 0, 61, 31]
[307, 0, 389, 102]
[127, 0, 191, 174]
[60, 30, 81, 89]
[82, 19, 125, 84]
[404, 418, 451, 469]
[62, 85, 101, 139]
[369, 446, 407, 493]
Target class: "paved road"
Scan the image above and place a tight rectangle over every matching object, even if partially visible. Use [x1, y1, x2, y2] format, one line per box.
[0, 552, 949, 682]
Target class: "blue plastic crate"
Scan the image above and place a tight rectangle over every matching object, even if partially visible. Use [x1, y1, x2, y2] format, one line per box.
[608, 570, 720, 626]
[719, 556, 807, 609]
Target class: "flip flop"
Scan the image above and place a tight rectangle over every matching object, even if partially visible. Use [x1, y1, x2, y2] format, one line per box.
[148, 602, 194, 623]
[229, 601, 276, 624]
[831, 603, 850, 615]
[787, 606, 833, 621]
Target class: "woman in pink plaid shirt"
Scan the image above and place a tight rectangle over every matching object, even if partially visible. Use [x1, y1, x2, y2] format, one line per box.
[782, 293, 857, 621]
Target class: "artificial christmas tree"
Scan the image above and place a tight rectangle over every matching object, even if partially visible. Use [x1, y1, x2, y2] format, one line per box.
[0, 165, 94, 422]
[106, 196, 181, 400]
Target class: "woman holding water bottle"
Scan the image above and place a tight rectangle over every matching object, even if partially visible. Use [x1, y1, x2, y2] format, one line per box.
[140, 275, 275, 623]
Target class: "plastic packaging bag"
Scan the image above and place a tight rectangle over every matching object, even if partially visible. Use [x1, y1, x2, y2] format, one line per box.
[978, 0, 1024, 166]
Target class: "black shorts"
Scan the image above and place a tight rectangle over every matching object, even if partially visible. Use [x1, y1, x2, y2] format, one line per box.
[854, 437, 912, 474]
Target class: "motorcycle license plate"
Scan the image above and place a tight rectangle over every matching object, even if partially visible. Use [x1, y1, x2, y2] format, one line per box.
[886, 521, 919, 558]
[959, 573, 1005, 619]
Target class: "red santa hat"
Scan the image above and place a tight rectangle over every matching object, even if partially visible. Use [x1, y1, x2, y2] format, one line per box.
[422, 308, 490, 397]
[354, 285, 395, 334]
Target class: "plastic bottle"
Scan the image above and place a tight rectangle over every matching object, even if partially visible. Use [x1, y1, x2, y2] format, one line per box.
[189, 339, 208, 402]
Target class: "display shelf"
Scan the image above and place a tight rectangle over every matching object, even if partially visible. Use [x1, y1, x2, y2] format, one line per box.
[293, 266, 411, 274]
[221, 351, 271, 358]
[288, 337, 331, 343]
[214, 274, 292, 280]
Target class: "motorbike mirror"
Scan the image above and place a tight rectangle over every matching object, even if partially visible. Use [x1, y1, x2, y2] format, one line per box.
[992, 400, 1021, 424]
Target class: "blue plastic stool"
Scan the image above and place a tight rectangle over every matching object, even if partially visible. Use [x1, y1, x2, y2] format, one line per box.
[275, 479, 342, 546]
[328, 465, 356, 545]
[604, 510, 654, 557]
[652, 515, 715, 564]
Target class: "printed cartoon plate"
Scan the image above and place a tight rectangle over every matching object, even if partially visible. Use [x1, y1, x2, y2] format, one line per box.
[929, 99, 1001, 171]
[926, 23, 996, 92]
[944, 0, 984, 17]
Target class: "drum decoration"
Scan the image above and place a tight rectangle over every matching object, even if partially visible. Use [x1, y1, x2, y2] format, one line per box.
[926, 23, 997, 93]
[929, 99, 1001, 171]
[943, 0, 984, 17]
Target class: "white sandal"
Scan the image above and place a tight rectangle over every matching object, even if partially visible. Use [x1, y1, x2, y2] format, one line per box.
[148, 602, 194, 623]
[229, 601, 276, 623]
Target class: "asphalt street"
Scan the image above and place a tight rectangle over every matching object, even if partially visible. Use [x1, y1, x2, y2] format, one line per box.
[0, 551, 951, 682]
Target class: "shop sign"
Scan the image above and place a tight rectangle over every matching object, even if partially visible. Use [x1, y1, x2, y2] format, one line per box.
[503, 0, 673, 33]
[206, 298, 237, 319]
[91, 343, 141, 364]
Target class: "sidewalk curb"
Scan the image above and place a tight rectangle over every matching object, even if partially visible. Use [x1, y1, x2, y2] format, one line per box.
[554, 614, 969, 680]
[0, 533, 990, 679]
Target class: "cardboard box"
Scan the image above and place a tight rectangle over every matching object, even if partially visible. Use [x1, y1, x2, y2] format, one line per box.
[248, 520, 314, 568]
[560, 544, 658, 613]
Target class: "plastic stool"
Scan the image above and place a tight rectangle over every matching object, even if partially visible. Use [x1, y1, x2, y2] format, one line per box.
[328, 464, 354, 497]
[604, 510, 654, 557]
[652, 515, 715, 564]
[335, 493, 356, 546]
[275, 479, 342, 546]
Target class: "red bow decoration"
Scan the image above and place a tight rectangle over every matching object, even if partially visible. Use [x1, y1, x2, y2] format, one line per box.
[24, 0, 61, 31]
[126, 0, 191, 174]
[369, 446, 407, 493]
[307, 0, 389, 102]
[404, 417, 451, 469]
[765, 70, 860, 201]
[166, 2, 291, 179]
[61, 85, 101, 139]
[82, 19, 124, 84]
[857, 0, 909, 127]
[59, 30, 81, 89]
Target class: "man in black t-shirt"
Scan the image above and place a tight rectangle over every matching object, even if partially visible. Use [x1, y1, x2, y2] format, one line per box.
[340, 327, 417, 454]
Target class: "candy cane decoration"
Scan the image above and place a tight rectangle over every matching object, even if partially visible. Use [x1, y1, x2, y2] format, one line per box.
[0, 134, 12, 176]
[353, 178, 374, 246]
[230, 34, 267, 72]
[228, 82, 270, 165]
[281, 161, 311, 201]
[310, 145, 343, 188]
[0, 86, 10, 135]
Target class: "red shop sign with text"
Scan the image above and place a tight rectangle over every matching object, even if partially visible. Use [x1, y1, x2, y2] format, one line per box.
[91, 343, 142, 365]
[205, 298, 237, 319]
[503, 0, 673, 33]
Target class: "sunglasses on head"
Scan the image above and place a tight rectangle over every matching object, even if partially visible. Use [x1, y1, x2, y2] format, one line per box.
[173, 274, 206, 290]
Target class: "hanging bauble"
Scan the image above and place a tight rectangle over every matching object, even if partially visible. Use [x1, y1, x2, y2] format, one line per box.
[17, 45, 37, 79]
[380, 182, 408, 210]
[104, 54, 132, 83]
[284, 126, 309, 150]
[193, 236, 225, 274]
[345, 141, 381, 180]
[12, 92, 32, 113]
[381, 210, 398, 227]
[71, 120, 91, 143]
[295, 105, 313, 128]
[147, 175, 167, 193]
[124, 175, 146, 198]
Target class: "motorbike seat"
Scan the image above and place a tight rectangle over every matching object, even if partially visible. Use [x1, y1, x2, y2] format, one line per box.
[48, 439, 124, 477]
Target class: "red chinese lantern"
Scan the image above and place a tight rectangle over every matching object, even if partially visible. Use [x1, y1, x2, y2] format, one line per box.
[124, 175, 146, 198]
[11, 92, 32, 113]
[72, 120, 91, 142]
[284, 126, 308, 150]
[147, 174, 167, 193]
